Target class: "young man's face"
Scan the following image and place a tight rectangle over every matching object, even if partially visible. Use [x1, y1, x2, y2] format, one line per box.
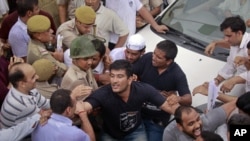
[152, 47, 169, 68]
[177, 108, 202, 139]
[91, 52, 102, 69]
[110, 69, 132, 94]
[223, 27, 242, 46]
[125, 48, 143, 64]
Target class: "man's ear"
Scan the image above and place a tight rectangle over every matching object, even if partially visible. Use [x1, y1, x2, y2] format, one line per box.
[177, 123, 183, 131]
[65, 107, 71, 116]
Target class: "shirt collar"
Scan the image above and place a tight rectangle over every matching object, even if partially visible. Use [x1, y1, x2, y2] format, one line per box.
[96, 3, 105, 14]
[10, 87, 35, 98]
[50, 113, 73, 126]
[17, 17, 28, 31]
[239, 32, 250, 49]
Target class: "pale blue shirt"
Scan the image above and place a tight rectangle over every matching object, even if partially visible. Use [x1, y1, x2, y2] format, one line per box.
[8, 17, 30, 57]
[32, 113, 90, 141]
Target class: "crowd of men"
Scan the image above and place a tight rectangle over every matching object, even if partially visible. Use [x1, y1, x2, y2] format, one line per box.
[1, 0, 250, 141]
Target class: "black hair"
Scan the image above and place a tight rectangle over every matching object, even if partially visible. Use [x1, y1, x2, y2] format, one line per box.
[50, 89, 73, 114]
[236, 91, 250, 116]
[17, 0, 38, 17]
[228, 113, 250, 127]
[174, 105, 196, 125]
[8, 62, 26, 88]
[156, 40, 178, 60]
[220, 16, 246, 34]
[247, 41, 250, 49]
[92, 39, 106, 58]
[109, 59, 133, 78]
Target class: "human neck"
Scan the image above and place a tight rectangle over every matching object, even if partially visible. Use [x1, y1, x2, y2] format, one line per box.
[118, 88, 130, 102]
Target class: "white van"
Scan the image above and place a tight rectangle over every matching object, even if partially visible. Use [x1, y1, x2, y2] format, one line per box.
[138, 0, 250, 106]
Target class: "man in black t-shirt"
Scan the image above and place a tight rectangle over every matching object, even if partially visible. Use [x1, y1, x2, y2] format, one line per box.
[77, 60, 180, 140]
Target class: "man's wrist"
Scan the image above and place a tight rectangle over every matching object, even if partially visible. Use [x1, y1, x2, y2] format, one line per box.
[214, 77, 221, 84]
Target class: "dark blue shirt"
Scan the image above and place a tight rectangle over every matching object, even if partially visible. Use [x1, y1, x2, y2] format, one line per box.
[133, 52, 191, 121]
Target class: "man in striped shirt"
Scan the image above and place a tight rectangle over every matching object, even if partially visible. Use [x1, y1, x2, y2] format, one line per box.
[0, 62, 50, 128]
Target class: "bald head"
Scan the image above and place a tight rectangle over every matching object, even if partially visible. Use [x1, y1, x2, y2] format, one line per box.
[9, 63, 37, 90]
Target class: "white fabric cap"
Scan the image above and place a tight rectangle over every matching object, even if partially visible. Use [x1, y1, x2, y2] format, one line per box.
[126, 34, 146, 51]
[109, 47, 126, 62]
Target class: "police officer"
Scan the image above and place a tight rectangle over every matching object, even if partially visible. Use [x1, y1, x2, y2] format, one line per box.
[61, 35, 98, 92]
[26, 15, 67, 78]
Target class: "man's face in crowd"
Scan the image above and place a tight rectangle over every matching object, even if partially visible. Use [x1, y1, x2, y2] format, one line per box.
[75, 19, 94, 35]
[223, 27, 242, 46]
[22, 64, 39, 91]
[35, 28, 54, 43]
[110, 69, 132, 94]
[152, 47, 169, 68]
[85, 0, 100, 11]
[125, 48, 143, 64]
[177, 108, 202, 139]
[74, 57, 94, 71]
[91, 52, 102, 69]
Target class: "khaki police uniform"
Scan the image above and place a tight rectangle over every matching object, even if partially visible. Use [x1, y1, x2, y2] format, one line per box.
[56, 19, 79, 48]
[61, 64, 98, 90]
[27, 39, 67, 77]
[36, 82, 59, 99]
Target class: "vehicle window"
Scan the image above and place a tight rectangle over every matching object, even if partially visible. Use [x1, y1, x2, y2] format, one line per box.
[161, 0, 250, 43]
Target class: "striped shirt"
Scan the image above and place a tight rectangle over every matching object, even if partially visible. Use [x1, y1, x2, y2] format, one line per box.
[0, 87, 50, 128]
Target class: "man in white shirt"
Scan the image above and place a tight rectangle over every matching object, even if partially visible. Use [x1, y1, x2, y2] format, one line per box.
[105, 0, 168, 49]
[203, 16, 250, 97]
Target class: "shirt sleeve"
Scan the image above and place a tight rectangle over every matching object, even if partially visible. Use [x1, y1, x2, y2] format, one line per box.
[135, 0, 144, 11]
[162, 121, 179, 141]
[239, 71, 248, 80]
[33, 90, 50, 109]
[145, 83, 166, 107]
[218, 56, 237, 79]
[8, 28, 30, 57]
[0, 114, 40, 141]
[201, 106, 227, 131]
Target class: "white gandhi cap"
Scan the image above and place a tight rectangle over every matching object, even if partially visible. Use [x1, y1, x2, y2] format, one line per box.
[126, 34, 146, 51]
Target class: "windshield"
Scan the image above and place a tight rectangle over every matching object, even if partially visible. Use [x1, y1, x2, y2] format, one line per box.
[161, 0, 250, 44]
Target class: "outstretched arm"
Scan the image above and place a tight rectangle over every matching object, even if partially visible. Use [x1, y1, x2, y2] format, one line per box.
[75, 101, 95, 141]
[192, 83, 237, 103]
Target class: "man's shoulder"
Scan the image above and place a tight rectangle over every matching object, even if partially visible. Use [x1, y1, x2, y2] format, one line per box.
[57, 20, 75, 33]
[163, 121, 194, 141]
[99, 4, 117, 16]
